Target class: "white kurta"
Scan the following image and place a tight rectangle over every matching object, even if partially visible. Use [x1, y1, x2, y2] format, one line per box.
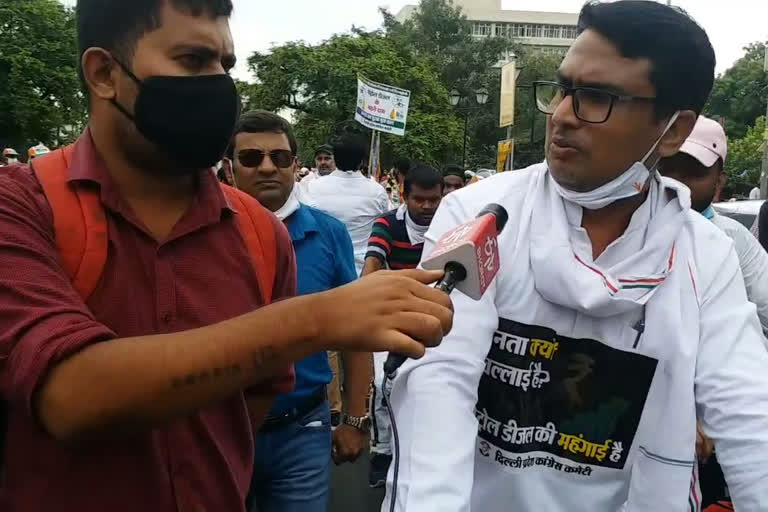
[385, 164, 768, 512]
[300, 170, 391, 275]
[711, 212, 768, 339]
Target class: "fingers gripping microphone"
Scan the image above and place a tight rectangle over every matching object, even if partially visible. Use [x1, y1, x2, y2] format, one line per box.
[383, 204, 509, 376]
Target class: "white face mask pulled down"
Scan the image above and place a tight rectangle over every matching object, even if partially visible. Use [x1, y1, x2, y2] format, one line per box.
[274, 185, 301, 221]
[549, 112, 680, 210]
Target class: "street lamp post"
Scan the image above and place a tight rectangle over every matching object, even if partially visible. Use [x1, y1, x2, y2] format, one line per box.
[761, 45, 768, 199]
[451, 88, 490, 168]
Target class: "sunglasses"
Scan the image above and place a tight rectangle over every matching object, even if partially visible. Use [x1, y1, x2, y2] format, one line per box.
[237, 149, 295, 169]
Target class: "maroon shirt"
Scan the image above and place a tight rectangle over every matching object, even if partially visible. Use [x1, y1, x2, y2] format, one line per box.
[0, 131, 296, 511]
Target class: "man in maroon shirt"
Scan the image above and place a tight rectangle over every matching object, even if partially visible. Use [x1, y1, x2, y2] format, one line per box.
[0, 1, 453, 511]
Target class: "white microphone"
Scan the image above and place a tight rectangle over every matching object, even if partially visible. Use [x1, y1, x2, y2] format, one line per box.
[384, 204, 509, 376]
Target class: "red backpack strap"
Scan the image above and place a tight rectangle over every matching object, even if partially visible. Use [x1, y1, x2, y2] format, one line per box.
[222, 186, 277, 304]
[31, 146, 108, 301]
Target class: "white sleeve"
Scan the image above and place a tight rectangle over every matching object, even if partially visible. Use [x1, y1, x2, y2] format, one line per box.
[384, 194, 497, 512]
[729, 223, 768, 342]
[695, 245, 768, 511]
[378, 188, 392, 215]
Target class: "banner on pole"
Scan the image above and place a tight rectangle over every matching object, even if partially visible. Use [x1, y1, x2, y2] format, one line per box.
[355, 75, 411, 136]
[499, 61, 517, 128]
[497, 139, 514, 173]
[369, 131, 382, 181]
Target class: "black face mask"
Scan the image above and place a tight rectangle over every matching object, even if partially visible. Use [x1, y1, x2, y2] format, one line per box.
[112, 60, 241, 171]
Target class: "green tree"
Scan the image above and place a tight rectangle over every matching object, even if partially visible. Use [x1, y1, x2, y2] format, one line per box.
[0, 0, 86, 153]
[246, 31, 462, 166]
[704, 42, 767, 139]
[725, 116, 766, 187]
[381, 0, 516, 168]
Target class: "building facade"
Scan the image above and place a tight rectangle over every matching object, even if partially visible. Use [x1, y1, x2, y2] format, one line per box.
[395, 0, 579, 60]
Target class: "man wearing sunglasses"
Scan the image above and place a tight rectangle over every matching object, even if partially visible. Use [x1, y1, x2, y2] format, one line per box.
[385, 2, 768, 512]
[0, 2, 453, 511]
[230, 111, 373, 512]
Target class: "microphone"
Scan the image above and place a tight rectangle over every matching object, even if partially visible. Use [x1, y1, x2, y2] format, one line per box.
[383, 204, 509, 376]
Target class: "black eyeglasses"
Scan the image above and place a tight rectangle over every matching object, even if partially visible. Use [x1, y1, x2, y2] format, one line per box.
[237, 149, 295, 169]
[533, 81, 656, 124]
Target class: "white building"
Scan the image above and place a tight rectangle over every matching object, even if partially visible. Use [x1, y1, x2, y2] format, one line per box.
[395, 0, 579, 59]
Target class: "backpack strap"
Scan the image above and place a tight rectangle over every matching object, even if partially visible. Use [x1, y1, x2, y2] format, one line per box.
[31, 146, 108, 301]
[30, 152, 276, 305]
[222, 186, 278, 304]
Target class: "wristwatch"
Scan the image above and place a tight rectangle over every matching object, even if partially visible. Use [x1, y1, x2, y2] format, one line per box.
[342, 413, 371, 432]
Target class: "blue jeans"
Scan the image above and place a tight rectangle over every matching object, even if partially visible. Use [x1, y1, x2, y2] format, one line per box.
[247, 401, 332, 512]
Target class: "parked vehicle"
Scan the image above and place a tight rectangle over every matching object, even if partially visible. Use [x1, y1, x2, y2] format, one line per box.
[712, 199, 764, 229]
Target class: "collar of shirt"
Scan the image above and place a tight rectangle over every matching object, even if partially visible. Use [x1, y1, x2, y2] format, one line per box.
[285, 203, 320, 242]
[563, 187, 654, 267]
[330, 169, 365, 179]
[66, 128, 235, 238]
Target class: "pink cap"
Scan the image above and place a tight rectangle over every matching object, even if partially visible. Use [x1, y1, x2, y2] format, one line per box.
[679, 116, 727, 167]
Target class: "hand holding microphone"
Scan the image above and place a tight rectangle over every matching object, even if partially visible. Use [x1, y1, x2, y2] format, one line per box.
[384, 204, 509, 376]
[313, 268, 453, 358]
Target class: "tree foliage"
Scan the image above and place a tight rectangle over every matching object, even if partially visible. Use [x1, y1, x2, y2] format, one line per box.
[382, 0, 511, 95]
[704, 42, 767, 139]
[243, 0, 524, 168]
[725, 116, 766, 187]
[0, 0, 85, 153]
[245, 31, 462, 166]
[381, 0, 515, 168]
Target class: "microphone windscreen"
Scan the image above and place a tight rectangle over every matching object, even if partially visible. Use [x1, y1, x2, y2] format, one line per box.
[478, 203, 509, 233]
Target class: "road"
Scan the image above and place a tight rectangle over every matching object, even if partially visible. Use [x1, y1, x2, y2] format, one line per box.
[329, 452, 385, 511]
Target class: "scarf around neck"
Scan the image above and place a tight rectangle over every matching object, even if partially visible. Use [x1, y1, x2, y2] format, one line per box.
[529, 168, 691, 318]
[397, 204, 429, 245]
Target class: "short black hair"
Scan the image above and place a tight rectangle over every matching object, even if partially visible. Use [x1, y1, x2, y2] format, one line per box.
[443, 164, 465, 179]
[228, 110, 297, 158]
[577, 1, 715, 116]
[76, 0, 233, 84]
[331, 135, 368, 172]
[394, 157, 411, 175]
[404, 163, 444, 196]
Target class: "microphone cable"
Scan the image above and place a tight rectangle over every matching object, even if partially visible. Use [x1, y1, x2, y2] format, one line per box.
[381, 264, 468, 512]
[381, 370, 401, 512]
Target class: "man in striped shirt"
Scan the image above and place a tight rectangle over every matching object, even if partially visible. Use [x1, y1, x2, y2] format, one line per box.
[362, 163, 444, 487]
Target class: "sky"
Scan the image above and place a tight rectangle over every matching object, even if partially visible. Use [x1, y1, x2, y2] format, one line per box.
[61, 0, 767, 80]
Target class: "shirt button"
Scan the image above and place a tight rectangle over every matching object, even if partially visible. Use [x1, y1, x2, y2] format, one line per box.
[162, 313, 173, 323]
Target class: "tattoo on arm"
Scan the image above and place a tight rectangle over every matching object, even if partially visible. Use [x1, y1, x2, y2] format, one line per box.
[170, 347, 283, 389]
[171, 364, 242, 389]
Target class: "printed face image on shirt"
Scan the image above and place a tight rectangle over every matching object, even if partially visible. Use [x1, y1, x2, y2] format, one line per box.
[475, 318, 658, 475]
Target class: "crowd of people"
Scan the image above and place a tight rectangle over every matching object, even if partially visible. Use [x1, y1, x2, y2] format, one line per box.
[1, 1, 767, 512]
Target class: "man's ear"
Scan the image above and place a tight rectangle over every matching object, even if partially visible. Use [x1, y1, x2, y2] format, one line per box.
[220, 156, 236, 187]
[657, 110, 697, 158]
[714, 165, 727, 203]
[81, 48, 119, 102]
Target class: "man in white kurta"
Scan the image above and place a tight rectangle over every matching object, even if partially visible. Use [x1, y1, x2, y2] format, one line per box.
[384, 2, 768, 511]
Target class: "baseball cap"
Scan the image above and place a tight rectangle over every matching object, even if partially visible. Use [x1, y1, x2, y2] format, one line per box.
[28, 143, 51, 159]
[314, 144, 334, 157]
[679, 116, 727, 167]
[2, 148, 19, 158]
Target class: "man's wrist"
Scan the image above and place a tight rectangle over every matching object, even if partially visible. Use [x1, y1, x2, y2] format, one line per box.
[345, 403, 368, 417]
[341, 413, 370, 432]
